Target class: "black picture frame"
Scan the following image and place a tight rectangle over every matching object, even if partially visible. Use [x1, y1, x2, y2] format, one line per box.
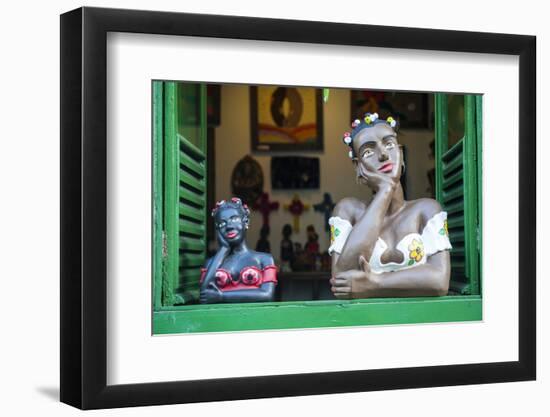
[250, 85, 324, 152]
[61, 6, 536, 410]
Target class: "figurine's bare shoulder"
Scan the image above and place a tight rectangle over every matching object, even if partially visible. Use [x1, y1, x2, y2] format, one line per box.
[251, 251, 275, 268]
[332, 197, 367, 225]
[407, 197, 443, 226]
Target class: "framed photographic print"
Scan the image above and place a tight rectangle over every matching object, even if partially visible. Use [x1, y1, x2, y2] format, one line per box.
[250, 85, 324, 151]
[60, 6, 536, 410]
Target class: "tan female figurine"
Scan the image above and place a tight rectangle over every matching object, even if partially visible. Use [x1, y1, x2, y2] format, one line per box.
[329, 113, 452, 299]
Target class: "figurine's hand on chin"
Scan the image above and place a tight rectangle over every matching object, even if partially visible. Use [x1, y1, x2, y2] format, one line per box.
[359, 164, 397, 193]
[330, 256, 380, 299]
[216, 230, 231, 248]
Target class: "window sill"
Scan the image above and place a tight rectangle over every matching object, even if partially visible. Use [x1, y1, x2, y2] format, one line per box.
[153, 295, 482, 334]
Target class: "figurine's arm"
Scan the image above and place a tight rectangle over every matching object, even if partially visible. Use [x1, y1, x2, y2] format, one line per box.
[331, 251, 450, 298]
[218, 282, 276, 303]
[200, 246, 229, 289]
[332, 186, 393, 274]
[376, 250, 450, 296]
[199, 232, 231, 304]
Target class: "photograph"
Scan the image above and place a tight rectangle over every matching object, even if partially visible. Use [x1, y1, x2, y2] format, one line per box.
[56, 4, 537, 411]
[152, 81, 482, 334]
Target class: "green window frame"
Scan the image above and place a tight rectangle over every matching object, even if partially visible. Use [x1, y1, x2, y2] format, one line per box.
[153, 85, 482, 334]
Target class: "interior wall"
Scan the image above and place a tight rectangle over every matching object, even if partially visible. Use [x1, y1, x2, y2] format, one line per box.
[214, 84, 434, 263]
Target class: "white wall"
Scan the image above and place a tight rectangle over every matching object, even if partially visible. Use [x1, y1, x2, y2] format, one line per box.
[214, 84, 434, 260]
[0, 1, 546, 417]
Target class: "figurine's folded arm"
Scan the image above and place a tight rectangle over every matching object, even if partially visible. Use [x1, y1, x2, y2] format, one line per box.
[368, 250, 450, 297]
[219, 282, 276, 303]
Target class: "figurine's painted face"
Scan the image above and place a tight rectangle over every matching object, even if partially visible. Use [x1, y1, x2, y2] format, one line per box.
[215, 206, 247, 246]
[352, 123, 402, 181]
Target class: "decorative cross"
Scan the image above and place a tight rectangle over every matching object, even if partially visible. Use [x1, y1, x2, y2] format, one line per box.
[284, 194, 310, 233]
[314, 193, 335, 232]
[252, 192, 279, 227]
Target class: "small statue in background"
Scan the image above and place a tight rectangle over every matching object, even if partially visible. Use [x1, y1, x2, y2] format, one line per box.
[256, 225, 271, 253]
[200, 198, 277, 304]
[304, 225, 320, 271]
[290, 242, 309, 272]
[280, 224, 294, 272]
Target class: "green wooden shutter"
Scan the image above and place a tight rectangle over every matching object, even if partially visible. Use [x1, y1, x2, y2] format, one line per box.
[435, 94, 481, 295]
[154, 81, 208, 306]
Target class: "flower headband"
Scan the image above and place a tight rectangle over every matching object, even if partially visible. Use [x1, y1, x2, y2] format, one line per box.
[211, 197, 250, 220]
[342, 113, 398, 159]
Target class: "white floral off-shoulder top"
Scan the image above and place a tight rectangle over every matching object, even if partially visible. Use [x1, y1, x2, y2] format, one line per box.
[328, 211, 452, 274]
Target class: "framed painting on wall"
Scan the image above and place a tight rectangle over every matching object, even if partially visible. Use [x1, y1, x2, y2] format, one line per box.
[250, 85, 324, 151]
[350, 90, 430, 129]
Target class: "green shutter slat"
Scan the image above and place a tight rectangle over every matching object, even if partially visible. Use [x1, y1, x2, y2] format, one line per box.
[447, 216, 463, 229]
[442, 136, 464, 160]
[445, 200, 464, 215]
[442, 147, 464, 176]
[442, 168, 463, 189]
[179, 219, 205, 237]
[180, 203, 204, 222]
[451, 246, 465, 257]
[180, 253, 205, 268]
[449, 230, 465, 243]
[451, 260, 465, 269]
[180, 267, 202, 281]
[179, 186, 204, 208]
[180, 151, 204, 178]
[442, 184, 463, 203]
[180, 169, 206, 193]
[180, 236, 205, 252]
[179, 134, 205, 161]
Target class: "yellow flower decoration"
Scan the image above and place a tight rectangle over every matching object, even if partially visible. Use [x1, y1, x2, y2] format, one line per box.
[439, 219, 449, 236]
[364, 116, 372, 124]
[408, 239, 424, 264]
[330, 225, 340, 243]
[387, 117, 394, 124]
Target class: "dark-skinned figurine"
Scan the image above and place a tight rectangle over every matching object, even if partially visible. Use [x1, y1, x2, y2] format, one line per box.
[329, 113, 452, 299]
[256, 224, 271, 253]
[304, 224, 320, 271]
[280, 224, 294, 273]
[199, 197, 277, 304]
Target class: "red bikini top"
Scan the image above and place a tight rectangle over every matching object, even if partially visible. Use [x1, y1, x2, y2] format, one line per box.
[200, 265, 278, 292]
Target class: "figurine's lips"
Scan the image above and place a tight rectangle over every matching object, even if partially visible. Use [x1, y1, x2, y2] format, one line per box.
[378, 162, 394, 173]
[226, 231, 238, 239]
